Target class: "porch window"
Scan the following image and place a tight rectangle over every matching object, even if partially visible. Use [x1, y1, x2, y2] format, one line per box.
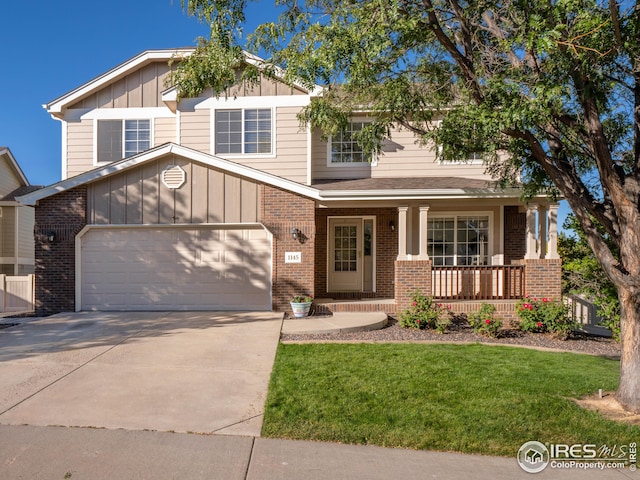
[428, 215, 489, 266]
[329, 121, 372, 164]
[215, 109, 272, 155]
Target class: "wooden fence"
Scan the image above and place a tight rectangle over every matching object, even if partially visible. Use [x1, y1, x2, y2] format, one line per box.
[0, 274, 34, 314]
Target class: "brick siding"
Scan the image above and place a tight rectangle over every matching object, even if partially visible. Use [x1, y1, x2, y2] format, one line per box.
[315, 208, 397, 299]
[504, 206, 526, 264]
[394, 260, 432, 311]
[260, 184, 316, 311]
[522, 258, 563, 300]
[34, 186, 87, 315]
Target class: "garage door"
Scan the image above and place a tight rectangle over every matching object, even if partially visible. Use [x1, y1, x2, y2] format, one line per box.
[79, 226, 272, 311]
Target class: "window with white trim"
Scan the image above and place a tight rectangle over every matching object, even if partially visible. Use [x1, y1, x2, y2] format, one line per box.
[329, 121, 372, 164]
[97, 119, 150, 163]
[428, 215, 490, 266]
[215, 108, 272, 155]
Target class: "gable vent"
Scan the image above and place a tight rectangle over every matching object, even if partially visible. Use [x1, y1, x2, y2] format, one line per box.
[161, 165, 186, 189]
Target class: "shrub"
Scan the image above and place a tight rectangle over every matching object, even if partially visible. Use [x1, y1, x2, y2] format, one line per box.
[516, 296, 576, 339]
[468, 303, 502, 338]
[399, 290, 451, 333]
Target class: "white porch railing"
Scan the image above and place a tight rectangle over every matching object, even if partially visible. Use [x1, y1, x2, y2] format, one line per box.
[432, 265, 524, 300]
[0, 274, 35, 314]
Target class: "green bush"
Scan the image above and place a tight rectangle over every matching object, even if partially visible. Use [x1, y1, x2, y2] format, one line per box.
[468, 303, 502, 338]
[399, 290, 451, 333]
[516, 296, 576, 339]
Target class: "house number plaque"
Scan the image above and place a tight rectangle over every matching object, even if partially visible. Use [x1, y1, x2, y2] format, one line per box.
[285, 252, 302, 263]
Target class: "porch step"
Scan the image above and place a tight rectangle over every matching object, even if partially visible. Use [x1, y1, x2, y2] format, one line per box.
[282, 312, 388, 335]
[314, 298, 397, 314]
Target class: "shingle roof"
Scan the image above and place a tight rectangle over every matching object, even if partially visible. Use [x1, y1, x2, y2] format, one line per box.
[312, 177, 500, 191]
[2, 185, 43, 201]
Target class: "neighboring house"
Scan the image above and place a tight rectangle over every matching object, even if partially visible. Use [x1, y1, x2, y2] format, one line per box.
[18, 49, 561, 317]
[0, 147, 37, 275]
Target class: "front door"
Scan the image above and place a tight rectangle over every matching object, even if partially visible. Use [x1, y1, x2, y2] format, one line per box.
[328, 218, 363, 292]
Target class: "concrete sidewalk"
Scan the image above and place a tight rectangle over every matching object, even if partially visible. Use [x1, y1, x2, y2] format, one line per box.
[0, 425, 628, 480]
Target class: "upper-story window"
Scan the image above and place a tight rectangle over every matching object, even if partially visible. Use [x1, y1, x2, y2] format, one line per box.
[328, 120, 373, 165]
[97, 119, 151, 163]
[215, 109, 272, 155]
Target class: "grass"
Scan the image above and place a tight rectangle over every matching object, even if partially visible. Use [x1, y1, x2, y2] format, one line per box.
[261, 343, 639, 456]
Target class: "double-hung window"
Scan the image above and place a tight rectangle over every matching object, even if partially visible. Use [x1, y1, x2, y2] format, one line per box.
[329, 120, 372, 165]
[428, 215, 490, 266]
[97, 119, 150, 163]
[215, 108, 272, 155]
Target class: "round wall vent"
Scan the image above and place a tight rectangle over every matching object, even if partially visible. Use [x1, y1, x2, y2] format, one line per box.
[161, 165, 186, 189]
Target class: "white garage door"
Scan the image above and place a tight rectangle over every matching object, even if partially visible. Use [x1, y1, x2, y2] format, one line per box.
[79, 226, 272, 311]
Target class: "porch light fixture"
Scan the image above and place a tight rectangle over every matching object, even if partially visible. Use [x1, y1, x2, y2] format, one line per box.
[47, 231, 56, 243]
[389, 220, 395, 231]
[291, 227, 306, 244]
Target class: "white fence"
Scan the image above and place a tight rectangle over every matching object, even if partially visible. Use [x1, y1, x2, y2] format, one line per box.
[0, 274, 34, 314]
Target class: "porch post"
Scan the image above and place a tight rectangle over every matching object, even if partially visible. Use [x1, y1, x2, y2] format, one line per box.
[525, 203, 539, 259]
[538, 204, 548, 259]
[397, 206, 409, 260]
[418, 205, 430, 260]
[547, 203, 560, 259]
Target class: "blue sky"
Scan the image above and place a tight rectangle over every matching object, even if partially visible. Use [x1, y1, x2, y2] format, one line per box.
[0, 0, 571, 228]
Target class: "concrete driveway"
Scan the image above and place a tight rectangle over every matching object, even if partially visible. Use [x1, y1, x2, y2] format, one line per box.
[0, 311, 283, 436]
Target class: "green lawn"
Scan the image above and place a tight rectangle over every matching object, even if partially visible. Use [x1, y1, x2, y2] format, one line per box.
[261, 343, 639, 456]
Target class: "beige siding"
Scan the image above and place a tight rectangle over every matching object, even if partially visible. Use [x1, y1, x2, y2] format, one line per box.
[66, 118, 94, 178]
[87, 154, 260, 225]
[220, 106, 308, 183]
[180, 110, 210, 152]
[312, 125, 492, 181]
[155, 117, 176, 146]
[16, 206, 35, 260]
[70, 62, 172, 109]
[0, 155, 23, 197]
[0, 208, 15, 257]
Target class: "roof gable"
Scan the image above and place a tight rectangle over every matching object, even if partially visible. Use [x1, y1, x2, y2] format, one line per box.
[0, 147, 30, 196]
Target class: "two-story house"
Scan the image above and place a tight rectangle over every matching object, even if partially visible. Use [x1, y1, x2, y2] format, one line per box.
[18, 49, 561, 317]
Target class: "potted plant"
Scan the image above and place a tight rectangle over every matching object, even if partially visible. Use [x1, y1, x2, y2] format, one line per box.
[290, 295, 313, 318]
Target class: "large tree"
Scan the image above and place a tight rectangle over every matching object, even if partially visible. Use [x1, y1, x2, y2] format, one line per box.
[174, 0, 640, 411]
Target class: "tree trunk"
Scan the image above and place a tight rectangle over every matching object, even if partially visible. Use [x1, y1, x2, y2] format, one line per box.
[616, 286, 640, 412]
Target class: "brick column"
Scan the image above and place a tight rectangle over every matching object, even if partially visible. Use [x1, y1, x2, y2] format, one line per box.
[395, 260, 432, 311]
[34, 186, 88, 315]
[523, 259, 562, 300]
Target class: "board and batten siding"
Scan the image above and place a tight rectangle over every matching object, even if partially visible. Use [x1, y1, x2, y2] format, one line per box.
[87, 155, 260, 225]
[312, 125, 490, 180]
[67, 62, 173, 110]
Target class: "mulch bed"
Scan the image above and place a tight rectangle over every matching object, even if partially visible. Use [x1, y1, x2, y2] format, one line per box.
[281, 316, 621, 358]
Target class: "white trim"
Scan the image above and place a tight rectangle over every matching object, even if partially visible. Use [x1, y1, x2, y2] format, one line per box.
[426, 211, 495, 265]
[93, 118, 155, 167]
[81, 107, 175, 120]
[326, 117, 378, 168]
[194, 95, 311, 110]
[75, 222, 273, 312]
[16, 143, 524, 206]
[326, 215, 377, 293]
[306, 121, 312, 186]
[45, 49, 195, 117]
[211, 107, 276, 159]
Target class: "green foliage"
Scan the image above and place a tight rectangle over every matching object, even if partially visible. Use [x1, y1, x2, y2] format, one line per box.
[559, 214, 621, 342]
[516, 297, 576, 340]
[468, 303, 502, 338]
[398, 290, 451, 334]
[291, 295, 312, 303]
